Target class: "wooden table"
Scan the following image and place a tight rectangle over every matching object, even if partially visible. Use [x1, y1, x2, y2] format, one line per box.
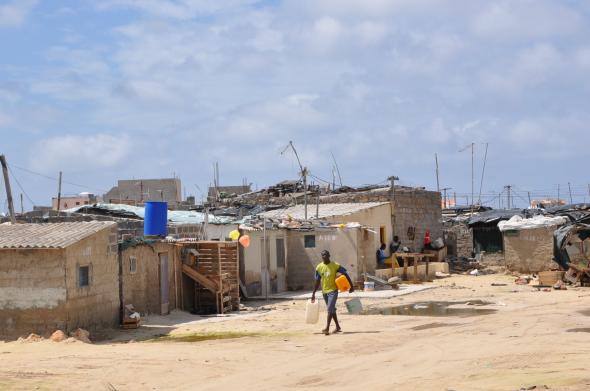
[392, 252, 435, 283]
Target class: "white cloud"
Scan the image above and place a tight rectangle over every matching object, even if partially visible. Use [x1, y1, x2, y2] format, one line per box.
[472, 1, 583, 41]
[0, 0, 37, 28]
[354, 21, 389, 46]
[98, 0, 260, 19]
[309, 17, 343, 51]
[31, 134, 131, 173]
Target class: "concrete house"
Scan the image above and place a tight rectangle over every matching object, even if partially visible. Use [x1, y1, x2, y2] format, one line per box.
[240, 225, 377, 296]
[0, 222, 119, 340]
[239, 203, 388, 296]
[120, 241, 181, 316]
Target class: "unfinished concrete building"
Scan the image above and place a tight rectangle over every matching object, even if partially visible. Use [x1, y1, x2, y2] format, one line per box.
[0, 222, 119, 339]
[104, 178, 182, 206]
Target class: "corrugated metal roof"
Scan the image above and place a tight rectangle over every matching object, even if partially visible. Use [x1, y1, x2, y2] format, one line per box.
[0, 221, 116, 249]
[257, 202, 389, 220]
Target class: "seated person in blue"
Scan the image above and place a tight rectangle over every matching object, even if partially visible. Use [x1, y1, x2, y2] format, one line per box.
[376, 243, 387, 268]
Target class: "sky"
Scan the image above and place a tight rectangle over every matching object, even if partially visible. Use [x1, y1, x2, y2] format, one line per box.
[1, 0, 590, 211]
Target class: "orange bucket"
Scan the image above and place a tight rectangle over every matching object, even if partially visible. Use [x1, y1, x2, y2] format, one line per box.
[335, 275, 351, 292]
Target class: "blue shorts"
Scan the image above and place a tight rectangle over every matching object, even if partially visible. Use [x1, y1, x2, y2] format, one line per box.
[323, 290, 338, 314]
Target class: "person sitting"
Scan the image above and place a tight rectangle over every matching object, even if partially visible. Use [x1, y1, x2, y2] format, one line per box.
[376, 243, 387, 268]
[389, 235, 401, 255]
[423, 230, 433, 251]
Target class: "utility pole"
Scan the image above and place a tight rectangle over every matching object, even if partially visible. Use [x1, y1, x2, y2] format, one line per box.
[471, 143, 474, 209]
[303, 168, 308, 220]
[454, 192, 457, 207]
[435, 153, 440, 193]
[316, 193, 320, 219]
[280, 141, 308, 220]
[57, 171, 62, 212]
[478, 142, 488, 205]
[505, 185, 512, 209]
[459, 142, 475, 211]
[20, 193, 23, 214]
[388, 176, 399, 238]
[568, 182, 573, 204]
[203, 206, 209, 240]
[330, 151, 343, 188]
[332, 167, 336, 191]
[0, 155, 16, 223]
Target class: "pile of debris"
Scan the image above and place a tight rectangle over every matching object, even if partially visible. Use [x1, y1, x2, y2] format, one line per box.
[446, 256, 481, 274]
[17, 328, 92, 344]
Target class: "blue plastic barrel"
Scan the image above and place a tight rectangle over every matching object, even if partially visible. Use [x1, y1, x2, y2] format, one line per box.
[144, 201, 168, 236]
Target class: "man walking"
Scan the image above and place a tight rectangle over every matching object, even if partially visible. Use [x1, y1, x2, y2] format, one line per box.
[311, 250, 354, 335]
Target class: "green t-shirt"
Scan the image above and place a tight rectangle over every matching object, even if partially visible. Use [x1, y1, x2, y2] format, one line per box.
[315, 261, 342, 293]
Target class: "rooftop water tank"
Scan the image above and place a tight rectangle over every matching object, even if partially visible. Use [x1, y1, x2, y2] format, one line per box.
[144, 201, 168, 237]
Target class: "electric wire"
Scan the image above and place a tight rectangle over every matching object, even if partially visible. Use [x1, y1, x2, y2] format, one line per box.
[9, 164, 108, 193]
[7, 166, 36, 206]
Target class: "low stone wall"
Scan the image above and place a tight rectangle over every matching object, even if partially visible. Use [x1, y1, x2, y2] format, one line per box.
[375, 262, 449, 281]
[503, 227, 558, 273]
[444, 222, 473, 258]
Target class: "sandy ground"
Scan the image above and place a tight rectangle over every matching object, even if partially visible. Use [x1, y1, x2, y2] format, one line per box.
[2, 274, 590, 391]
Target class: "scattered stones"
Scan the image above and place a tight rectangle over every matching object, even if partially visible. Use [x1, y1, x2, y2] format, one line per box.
[50, 330, 66, 342]
[18, 333, 44, 343]
[69, 328, 92, 344]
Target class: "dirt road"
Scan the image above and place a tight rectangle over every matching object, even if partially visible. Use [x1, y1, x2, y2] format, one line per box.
[2, 274, 590, 391]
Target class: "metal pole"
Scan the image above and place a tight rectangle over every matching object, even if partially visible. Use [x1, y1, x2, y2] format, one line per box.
[435, 153, 440, 193]
[471, 143, 474, 210]
[57, 171, 62, 212]
[388, 176, 399, 238]
[316, 193, 319, 218]
[203, 207, 209, 240]
[568, 182, 573, 204]
[263, 217, 268, 301]
[478, 142, 488, 205]
[303, 169, 308, 220]
[20, 193, 23, 214]
[0, 155, 16, 223]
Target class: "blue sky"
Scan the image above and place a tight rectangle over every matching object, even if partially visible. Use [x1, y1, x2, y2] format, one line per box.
[1, 0, 590, 211]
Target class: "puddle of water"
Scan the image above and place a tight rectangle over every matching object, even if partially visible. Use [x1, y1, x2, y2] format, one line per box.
[149, 331, 264, 343]
[567, 328, 590, 333]
[410, 322, 461, 331]
[364, 300, 498, 318]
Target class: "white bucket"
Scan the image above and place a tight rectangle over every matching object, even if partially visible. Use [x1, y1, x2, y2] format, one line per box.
[364, 281, 375, 291]
[305, 299, 319, 324]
